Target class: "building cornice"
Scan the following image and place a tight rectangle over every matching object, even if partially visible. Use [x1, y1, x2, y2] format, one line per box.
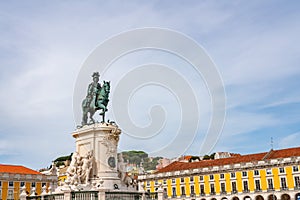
[0, 173, 57, 182]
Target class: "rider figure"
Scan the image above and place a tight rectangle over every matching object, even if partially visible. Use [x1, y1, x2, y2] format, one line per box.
[85, 72, 101, 109]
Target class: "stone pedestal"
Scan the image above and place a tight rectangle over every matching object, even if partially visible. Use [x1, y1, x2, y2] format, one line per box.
[72, 122, 122, 189]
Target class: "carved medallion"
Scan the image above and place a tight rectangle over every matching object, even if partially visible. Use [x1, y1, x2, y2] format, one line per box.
[108, 156, 116, 168]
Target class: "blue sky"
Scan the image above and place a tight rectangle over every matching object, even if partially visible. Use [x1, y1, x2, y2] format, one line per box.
[0, 1, 300, 170]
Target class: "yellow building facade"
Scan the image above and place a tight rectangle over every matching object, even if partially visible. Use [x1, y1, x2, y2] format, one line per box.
[0, 164, 57, 200]
[139, 147, 300, 200]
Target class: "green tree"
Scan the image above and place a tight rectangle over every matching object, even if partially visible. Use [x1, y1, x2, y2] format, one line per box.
[203, 155, 210, 160]
[54, 153, 72, 167]
[119, 150, 163, 171]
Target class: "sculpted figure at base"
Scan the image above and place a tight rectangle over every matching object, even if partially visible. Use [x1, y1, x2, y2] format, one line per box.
[139, 160, 145, 174]
[117, 153, 126, 182]
[80, 151, 93, 184]
[49, 161, 58, 175]
[41, 161, 57, 176]
[117, 153, 136, 187]
[66, 151, 93, 186]
[66, 152, 80, 183]
[81, 72, 110, 126]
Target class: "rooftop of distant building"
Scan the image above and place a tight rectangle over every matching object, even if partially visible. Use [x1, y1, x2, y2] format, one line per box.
[0, 164, 41, 175]
[156, 146, 300, 173]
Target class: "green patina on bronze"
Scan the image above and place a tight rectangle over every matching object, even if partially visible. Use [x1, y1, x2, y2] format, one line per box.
[81, 72, 110, 125]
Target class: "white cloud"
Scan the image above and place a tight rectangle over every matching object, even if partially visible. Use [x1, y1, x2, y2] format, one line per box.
[279, 132, 300, 149]
[260, 97, 300, 109]
[0, 140, 10, 156]
[222, 110, 278, 137]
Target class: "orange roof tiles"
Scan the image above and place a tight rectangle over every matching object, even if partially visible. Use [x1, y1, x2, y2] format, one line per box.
[157, 147, 300, 173]
[267, 147, 300, 159]
[0, 164, 41, 175]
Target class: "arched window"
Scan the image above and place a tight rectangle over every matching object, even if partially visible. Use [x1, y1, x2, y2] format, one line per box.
[295, 193, 300, 200]
[232, 196, 239, 200]
[268, 194, 277, 200]
[255, 195, 264, 200]
[281, 194, 290, 200]
[244, 196, 251, 200]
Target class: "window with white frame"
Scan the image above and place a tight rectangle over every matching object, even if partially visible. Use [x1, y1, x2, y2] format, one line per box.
[243, 180, 249, 191]
[294, 176, 300, 188]
[279, 167, 285, 173]
[190, 185, 195, 195]
[7, 189, 13, 200]
[220, 173, 225, 179]
[210, 175, 214, 180]
[242, 171, 247, 177]
[190, 176, 194, 182]
[172, 179, 175, 184]
[267, 178, 274, 190]
[231, 172, 236, 178]
[210, 183, 215, 194]
[254, 170, 259, 176]
[221, 182, 226, 193]
[266, 168, 272, 175]
[293, 166, 299, 172]
[181, 178, 184, 183]
[200, 184, 205, 194]
[255, 179, 261, 191]
[232, 182, 237, 193]
[172, 187, 176, 197]
[199, 175, 203, 181]
[163, 188, 167, 198]
[181, 186, 185, 196]
[31, 182, 36, 187]
[20, 182, 25, 187]
[8, 181, 13, 187]
[163, 179, 166, 184]
[281, 177, 287, 189]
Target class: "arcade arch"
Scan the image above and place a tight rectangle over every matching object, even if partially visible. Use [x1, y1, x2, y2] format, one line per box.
[281, 194, 290, 200]
[255, 195, 264, 200]
[268, 194, 277, 200]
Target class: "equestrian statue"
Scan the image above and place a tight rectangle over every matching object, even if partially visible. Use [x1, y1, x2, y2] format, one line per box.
[81, 72, 110, 126]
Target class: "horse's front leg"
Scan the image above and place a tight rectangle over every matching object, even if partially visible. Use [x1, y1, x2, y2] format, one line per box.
[82, 109, 88, 126]
[89, 110, 95, 124]
[98, 105, 106, 115]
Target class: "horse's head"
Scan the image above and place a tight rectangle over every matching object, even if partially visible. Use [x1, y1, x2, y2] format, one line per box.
[103, 81, 110, 93]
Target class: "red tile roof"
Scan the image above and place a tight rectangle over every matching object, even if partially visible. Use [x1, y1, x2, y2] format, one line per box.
[157, 147, 300, 173]
[183, 156, 192, 160]
[0, 164, 41, 175]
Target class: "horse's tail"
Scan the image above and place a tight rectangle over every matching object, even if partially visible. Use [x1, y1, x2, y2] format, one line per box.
[82, 98, 88, 108]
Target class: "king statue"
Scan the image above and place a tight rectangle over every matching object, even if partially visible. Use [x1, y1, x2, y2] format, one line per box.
[81, 72, 110, 126]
